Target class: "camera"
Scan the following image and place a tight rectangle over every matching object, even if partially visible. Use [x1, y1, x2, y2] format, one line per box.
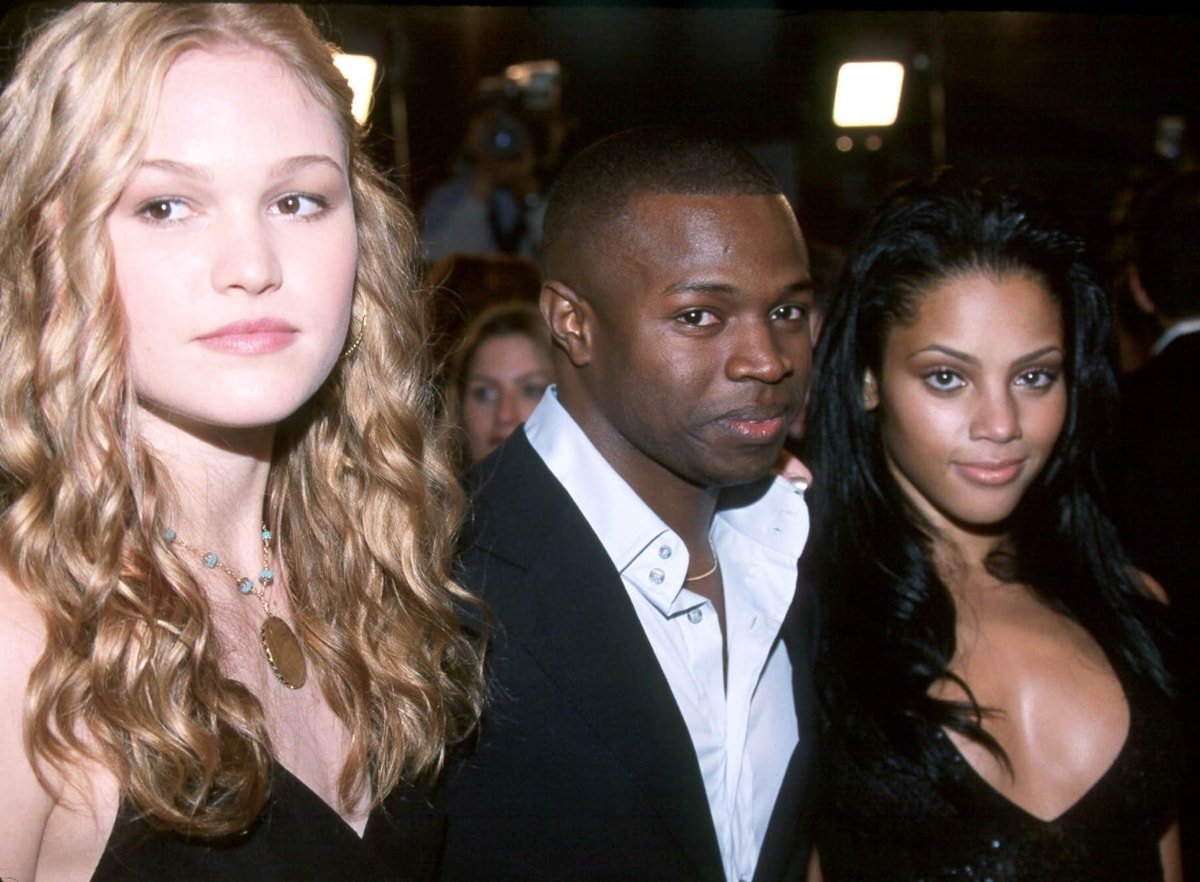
[473, 61, 562, 168]
[479, 109, 530, 163]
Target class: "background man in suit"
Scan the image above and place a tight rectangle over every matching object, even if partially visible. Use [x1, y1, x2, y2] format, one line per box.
[440, 126, 818, 882]
[1111, 169, 1200, 880]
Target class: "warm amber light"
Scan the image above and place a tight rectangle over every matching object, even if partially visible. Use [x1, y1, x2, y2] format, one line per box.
[333, 53, 378, 125]
[833, 61, 904, 127]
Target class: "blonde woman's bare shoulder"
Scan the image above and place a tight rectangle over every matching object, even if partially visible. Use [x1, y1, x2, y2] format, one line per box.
[0, 560, 46, 666]
[0, 564, 122, 880]
[0, 561, 58, 880]
[0, 558, 48, 688]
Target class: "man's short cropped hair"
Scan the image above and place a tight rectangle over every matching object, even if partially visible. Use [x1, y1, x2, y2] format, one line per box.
[541, 125, 784, 278]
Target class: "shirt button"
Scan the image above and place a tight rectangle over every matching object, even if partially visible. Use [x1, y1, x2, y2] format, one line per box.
[687, 608, 703, 624]
[658, 545, 672, 559]
[649, 568, 665, 584]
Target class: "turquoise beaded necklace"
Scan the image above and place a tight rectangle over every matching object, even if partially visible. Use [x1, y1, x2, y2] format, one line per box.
[165, 525, 307, 689]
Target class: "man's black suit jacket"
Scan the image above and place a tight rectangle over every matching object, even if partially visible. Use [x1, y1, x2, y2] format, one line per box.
[1112, 330, 1200, 879]
[439, 429, 819, 882]
[1113, 331, 1200, 607]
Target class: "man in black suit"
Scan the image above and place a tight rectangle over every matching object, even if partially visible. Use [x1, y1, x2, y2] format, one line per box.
[439, 126, 818, 882]
[1111, 169, 1200, 880]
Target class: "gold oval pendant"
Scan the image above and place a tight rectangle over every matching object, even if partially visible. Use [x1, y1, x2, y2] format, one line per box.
[260, 615, 307, 689]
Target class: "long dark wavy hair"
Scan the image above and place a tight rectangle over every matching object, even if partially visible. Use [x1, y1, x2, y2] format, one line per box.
[804, 172, 1175, 775]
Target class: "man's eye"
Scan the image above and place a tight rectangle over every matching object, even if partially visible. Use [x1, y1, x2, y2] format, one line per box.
[677, 309, 717, 327]
[771, 304, 810, 322]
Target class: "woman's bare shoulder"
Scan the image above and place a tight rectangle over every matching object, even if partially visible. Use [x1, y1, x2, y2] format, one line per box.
[0, 559, 48, 679]
[0, 552, 44, 620]
[0, 561, 46, 675]
[0, 560, 58, 880]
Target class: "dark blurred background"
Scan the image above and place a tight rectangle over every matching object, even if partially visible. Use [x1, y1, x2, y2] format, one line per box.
[3, 4, 1197, 256]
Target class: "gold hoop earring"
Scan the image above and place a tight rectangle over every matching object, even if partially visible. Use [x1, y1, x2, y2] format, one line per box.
[342, 310, 366, 360]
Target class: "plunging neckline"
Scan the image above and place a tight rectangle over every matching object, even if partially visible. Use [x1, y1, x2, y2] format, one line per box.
[272, 762, 372, 840]
[935, 658, 1134, 826]
[91, 758, 447, 882]
[812, 636, 1184, 882]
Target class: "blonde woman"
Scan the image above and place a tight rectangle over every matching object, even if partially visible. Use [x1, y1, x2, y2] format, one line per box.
[446, 300, 554, 467]
[0, 4, 485, 879]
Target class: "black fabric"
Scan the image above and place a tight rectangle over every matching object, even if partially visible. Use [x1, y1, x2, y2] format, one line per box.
[1110, 330, 1200, 878]
[813, 654, 1184, 881]
[91, 765, 443, 881]
[438, 429, 819, 882]
[1112, 332, 1200, 614]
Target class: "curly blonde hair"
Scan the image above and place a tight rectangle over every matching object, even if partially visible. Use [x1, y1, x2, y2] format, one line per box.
[0, 3, 485, 836]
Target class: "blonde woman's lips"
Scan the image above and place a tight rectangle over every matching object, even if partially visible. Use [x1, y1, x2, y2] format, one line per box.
[197, 318, 298, 354]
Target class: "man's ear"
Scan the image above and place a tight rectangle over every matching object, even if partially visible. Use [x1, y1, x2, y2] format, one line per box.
[1128, 268, 1158, 316]
[541, 280, 594, 368]
[863, 369, 880, 411]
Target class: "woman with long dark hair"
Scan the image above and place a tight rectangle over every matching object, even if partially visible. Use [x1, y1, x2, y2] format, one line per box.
[804, 174, 1182, 881]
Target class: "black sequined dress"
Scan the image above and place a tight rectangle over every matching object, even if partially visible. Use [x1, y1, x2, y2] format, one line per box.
[814, 657, 1184, 881]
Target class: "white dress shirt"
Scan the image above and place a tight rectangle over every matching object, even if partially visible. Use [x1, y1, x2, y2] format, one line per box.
[524, 388, 810, 882]
[1151, 316, 1200, 356]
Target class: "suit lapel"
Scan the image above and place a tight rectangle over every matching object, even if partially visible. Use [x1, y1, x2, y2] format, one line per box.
[467, 433, 725, 882]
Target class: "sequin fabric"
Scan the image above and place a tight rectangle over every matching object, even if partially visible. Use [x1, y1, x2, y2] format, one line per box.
[814, 659, 1183, 881]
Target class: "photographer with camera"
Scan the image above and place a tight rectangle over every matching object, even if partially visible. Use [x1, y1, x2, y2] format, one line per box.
[422, 68, 563, 263]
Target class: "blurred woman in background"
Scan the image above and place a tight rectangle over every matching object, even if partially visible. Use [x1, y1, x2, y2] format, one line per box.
[447, 300, 554, 467]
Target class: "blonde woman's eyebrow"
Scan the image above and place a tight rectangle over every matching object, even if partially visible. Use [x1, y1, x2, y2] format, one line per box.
[134, 158, 213, 182]
[132, 153, 344, 183]
[267, 153, 345, 179]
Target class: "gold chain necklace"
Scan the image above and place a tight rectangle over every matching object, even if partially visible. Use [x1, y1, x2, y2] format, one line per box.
[165, 525, 307, 689]
[684, 538, 720, 582]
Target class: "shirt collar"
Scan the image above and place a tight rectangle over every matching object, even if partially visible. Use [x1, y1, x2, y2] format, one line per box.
[523, 387, 809, 616]
[524, 387, 670, 576]
[1152, 317, 1200, 356]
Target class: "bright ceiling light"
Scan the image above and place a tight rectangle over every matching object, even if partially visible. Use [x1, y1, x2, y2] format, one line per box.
[333, 53, 378, 125]
[833, 61, 905, 127]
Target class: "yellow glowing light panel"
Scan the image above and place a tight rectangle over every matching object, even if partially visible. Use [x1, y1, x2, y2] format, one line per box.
[833, 61, 904, 127]
[333, 53, 378, 125]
